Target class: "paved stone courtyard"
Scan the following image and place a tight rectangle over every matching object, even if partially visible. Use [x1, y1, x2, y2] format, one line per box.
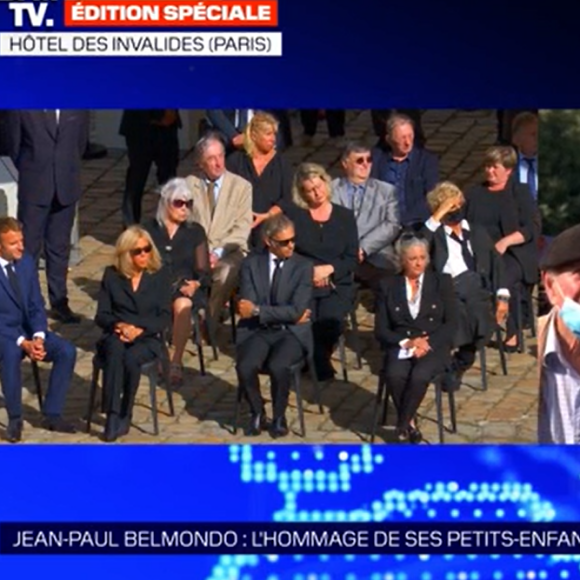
[0, 109, 539, 444]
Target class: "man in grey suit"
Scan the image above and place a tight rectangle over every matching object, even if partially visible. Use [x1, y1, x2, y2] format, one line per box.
[332, 142, 401, 290]
[235, 214, 313, 438]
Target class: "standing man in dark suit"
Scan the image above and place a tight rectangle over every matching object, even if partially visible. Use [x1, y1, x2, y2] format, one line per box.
[371, 113, 439, 229]
[119, 109, 181, 227]
[5, 109, 89, 323]
[0, 217, 77, 442]
[235, 214, 313, 438]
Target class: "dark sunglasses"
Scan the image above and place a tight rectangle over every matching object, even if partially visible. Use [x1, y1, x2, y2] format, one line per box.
[172, 199, 193, 209]
[354, 155, 372, 165]
[271, 236, 295, 247]
[399, 230, 427, 242]
[130, 245, 152, 257]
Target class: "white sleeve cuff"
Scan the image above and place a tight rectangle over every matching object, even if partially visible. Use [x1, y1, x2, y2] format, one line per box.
[16, 336, 25, 347]
[33, 332, 46, 340]
[425, 217, 440, 232]
[213, 247, 224, 259]
[399, 338, 411, 348]
[496, 289, 510, 299]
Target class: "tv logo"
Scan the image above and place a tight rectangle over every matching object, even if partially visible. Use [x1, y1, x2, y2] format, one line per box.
[4, 0, 57, 27]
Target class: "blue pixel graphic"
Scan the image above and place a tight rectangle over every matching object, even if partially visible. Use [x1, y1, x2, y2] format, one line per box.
[203, 445, 580, 580]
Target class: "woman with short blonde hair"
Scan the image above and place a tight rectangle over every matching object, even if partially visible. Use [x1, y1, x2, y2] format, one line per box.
[95, 226, 172, 442]
[226, 110, 293, 249]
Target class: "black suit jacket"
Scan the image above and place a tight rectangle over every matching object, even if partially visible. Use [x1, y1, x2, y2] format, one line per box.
[236, 252, 314, 355]
[119, 109, 182, 137]
[421, 221, 506, 292]
[375, 270, 457, 353]
[95, 266, 172, 341]
[5, 110, 89, 206]
[371, 145, 439, 225]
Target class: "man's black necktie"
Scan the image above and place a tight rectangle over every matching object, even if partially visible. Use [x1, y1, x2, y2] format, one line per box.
[450, 230, 475, 271]
[5, 263, 23, 307]
[270, 258, 283, 305]
[525, 158, 537, 199]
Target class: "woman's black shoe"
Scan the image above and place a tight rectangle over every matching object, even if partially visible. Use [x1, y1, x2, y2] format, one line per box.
[408, 427, 423, 444]
[104, 413, 119, 442]
[503, 343, 518, 353]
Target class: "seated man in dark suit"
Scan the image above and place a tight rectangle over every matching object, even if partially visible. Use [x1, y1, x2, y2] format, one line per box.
[421, 182, 509, 390]
[371, 113, 439, 229]
[235, 214, 313, 438]
[0, 217, 76, 442]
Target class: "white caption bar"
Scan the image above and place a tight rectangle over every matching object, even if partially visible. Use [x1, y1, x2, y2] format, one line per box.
[0, 31, 282, 56]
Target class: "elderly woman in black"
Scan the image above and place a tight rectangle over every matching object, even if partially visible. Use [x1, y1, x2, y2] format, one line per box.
[95, 226, 171, 442]
[375, 233, 456, 443]
[266, 162, 359, 380]
[465, 146, 538, 351]
[143, 178, 211, 385]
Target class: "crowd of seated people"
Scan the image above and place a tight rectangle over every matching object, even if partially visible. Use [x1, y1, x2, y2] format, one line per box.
[0, 109, 541, 444]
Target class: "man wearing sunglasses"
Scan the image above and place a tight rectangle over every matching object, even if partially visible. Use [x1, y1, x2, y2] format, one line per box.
[235, 214, 313, 438]
[332, 142, 400, 291]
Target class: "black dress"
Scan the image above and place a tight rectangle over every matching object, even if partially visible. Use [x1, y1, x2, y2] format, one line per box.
[280, 201, 359, 380]
[226, 151, 293, 249]
[465, 179, 538, 337]
[143, 218, 211, 307]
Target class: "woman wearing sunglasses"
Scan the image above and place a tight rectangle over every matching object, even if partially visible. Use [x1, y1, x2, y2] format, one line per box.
[374, 232, 456, 443]
[143, 178, 211, 385]
[95, 226, 171, 442]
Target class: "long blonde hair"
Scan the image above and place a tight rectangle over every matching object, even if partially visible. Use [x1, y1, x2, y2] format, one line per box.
[243, 111, 279, 157]
[113, 226, 162, 278]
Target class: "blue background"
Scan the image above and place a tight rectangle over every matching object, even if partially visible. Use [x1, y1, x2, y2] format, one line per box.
[0, 0, 569, 107]
[1, 445, 580, 578]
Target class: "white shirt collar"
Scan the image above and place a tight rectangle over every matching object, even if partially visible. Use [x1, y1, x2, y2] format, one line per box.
[443, 219, 470, 236]
[0, 256, 12, 269]
[205, 173, 225, 189]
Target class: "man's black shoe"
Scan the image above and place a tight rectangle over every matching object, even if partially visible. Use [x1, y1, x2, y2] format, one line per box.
[49, 304, 81, 324]
[41, 416, 77, 433]
[248, 413, 269, 436]
[271, 416, 289, 438]
[5, 419, 23, 443]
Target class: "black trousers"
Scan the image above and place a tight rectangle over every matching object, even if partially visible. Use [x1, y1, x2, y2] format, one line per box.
[18, 195, 76, 308]
[300, 110, 345, 138]
[122, 125, 179, 226]
[384, 349, 446, 430]
[99, 334, 159, 418]
[503, 252, 525, 338]
[312, 292, 348, 380]
[236, 329, 304, 419]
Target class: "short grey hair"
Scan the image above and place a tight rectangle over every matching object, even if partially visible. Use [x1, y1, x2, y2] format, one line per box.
[156, 177, 194, 225]
[340, 141, 371, 163]
[262, 213, 294, 240]
[194, 131, 225, 166]
[386, 113, 415, 137]
[396, 233, 430, 262]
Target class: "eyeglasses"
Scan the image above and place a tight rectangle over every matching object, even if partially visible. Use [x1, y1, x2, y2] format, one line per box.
[354, 155, 372, 165]
[271, 236, 295, 247]
[399, 230, 427, 242]
[129, 245, 152, 257]
[171, 199, 193, 209]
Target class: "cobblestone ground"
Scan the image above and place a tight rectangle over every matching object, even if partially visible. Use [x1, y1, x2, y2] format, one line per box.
[0, 110, 538, 444]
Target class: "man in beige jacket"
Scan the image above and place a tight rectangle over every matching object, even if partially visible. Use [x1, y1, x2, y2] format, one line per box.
[538, 224, 580, 443]
[186, 133, 252, 325]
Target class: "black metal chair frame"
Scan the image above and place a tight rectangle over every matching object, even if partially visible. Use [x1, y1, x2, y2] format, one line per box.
[369, 365, 457, 444]
[85, 342, 175, 437]
[232, 354, 323, 438]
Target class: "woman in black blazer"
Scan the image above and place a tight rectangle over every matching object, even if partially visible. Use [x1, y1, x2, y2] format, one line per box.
[375, 233, 457, 443]
[143, 178, 211, 386]
[95, 226, 171, 442]
[465, 146, 539, 351]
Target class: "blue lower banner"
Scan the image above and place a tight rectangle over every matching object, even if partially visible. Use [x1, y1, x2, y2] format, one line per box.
[3, 522, 580, 555]
[2, 444, 580, 579]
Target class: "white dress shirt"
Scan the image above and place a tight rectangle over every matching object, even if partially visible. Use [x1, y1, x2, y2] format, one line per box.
[268, 251, 284, 282]
[539, 315, 580, 444]
[425, 217, 510, 298]
[398, 273, 424, 359]
[0, 256, 45, 346]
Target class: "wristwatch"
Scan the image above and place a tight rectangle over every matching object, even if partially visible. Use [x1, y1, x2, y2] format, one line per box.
[252, 305, 260, 317]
